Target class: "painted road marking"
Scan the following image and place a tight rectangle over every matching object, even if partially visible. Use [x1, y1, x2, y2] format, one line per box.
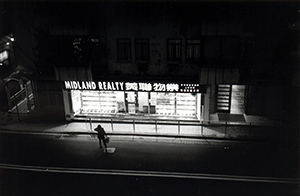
[0, 163, 297, 184]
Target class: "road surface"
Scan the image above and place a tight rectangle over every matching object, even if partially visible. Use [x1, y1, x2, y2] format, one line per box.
[0, 131, 298, 195]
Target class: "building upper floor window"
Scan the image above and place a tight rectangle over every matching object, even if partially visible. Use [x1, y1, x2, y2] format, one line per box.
[186, 39, 201, 61]
[167, 39, 182, 61]
[203, 36, 238, 64]
[117, 38, 131, 61]
[135, 39, 150, 61]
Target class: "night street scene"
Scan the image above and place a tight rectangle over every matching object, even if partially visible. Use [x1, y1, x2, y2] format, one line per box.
[0, 0, 299, 195]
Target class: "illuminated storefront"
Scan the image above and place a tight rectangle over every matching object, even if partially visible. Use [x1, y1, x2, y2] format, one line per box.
[63, 81, 204, 120]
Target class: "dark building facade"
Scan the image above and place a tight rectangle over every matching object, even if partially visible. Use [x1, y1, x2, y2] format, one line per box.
[1, 1, 299, 134]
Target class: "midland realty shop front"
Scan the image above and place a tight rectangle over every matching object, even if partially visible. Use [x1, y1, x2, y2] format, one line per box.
[62, 80, 206, 121]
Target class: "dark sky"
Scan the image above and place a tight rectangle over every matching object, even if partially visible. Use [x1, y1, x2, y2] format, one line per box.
[1, 1, 299, 33]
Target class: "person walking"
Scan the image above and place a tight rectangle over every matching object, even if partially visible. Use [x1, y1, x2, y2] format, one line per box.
[94, 124, 108, 152]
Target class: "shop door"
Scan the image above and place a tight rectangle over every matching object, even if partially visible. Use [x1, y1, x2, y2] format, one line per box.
[230, 85, 246, 114]
[125, 92, 137, 114]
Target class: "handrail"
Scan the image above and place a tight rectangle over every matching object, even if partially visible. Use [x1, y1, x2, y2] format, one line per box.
[9, 88, 26, 101]
[81, 116, 276, 126]
[84, 116, 281, 140]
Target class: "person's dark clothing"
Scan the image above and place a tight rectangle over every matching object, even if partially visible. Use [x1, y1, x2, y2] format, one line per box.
[94, 125, 107, 148]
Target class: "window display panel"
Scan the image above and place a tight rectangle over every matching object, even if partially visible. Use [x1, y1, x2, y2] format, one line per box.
[176, 93, 196, 116]
[116, 91, 125, 113]
[81, 91, 100, 113]
[155, 93, 176, 115]
[99, 91, 117, 113]
[70, 89, 198, 118]
[71, 90, 119, 115]
[71, 90, 82, 115]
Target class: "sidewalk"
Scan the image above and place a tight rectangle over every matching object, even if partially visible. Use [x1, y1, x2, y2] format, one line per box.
[0, 111, 280, 141]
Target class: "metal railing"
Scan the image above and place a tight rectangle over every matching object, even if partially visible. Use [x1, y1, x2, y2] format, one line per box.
[85, 117, 280, 140]
[8, 92, 35, 122]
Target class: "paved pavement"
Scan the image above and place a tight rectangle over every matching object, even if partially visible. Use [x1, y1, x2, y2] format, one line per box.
[0, 111, 281, 141]
[0, 111, 298, 196]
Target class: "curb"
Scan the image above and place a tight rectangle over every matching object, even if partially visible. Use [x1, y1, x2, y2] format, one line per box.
[0, 128, 280, 143]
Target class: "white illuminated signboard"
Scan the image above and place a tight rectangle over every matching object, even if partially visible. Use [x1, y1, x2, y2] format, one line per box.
[0, 51, 8, 64]
[64, 81, 200, 93]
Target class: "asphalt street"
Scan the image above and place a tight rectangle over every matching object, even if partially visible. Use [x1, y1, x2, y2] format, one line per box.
[0, 131, 298, 196]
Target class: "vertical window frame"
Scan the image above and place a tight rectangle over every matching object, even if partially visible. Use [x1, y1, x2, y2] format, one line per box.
[117, 38, 132, 61]
[167, 38, 182, 61]
[135, 38, 150, 61]
[186, 39, 201, 61]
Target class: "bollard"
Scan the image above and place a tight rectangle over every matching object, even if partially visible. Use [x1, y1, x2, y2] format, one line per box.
[155, 120, 158, 135]
[178, 121, 180, 135]
[225, 121, 227, 136]
[201, 121, 204, 135]
[89, 118, 92, 131]
[16, 104, 20, 122]
[133, 119, 135, 133]
[249, 122, 251, 138]
[111, 118, 114, 132]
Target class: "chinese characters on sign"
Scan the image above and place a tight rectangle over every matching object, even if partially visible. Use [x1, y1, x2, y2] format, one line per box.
[125, 82, 138, 91]
[180, 84, 200, 93]
[138, 83, 152, 91]
[64, 81, 200, 93]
